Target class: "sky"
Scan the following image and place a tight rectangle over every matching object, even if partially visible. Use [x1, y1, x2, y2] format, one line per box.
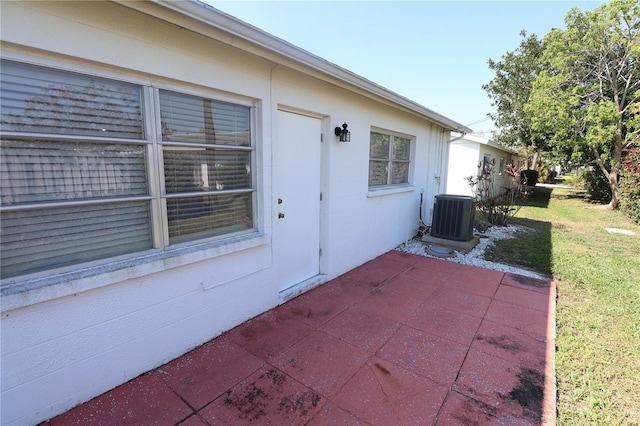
[205, 1, 604, 137]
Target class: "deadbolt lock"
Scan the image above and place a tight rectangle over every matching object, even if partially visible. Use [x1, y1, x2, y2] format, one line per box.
[278, 198, 283, 204]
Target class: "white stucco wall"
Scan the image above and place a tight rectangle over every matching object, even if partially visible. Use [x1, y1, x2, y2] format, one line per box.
[0, 2, 455, 424]
[446, 141, 479, 196]
[271, 66, 448, 272]
[445, 134, 517, 199]
[479, 145, 518, 194]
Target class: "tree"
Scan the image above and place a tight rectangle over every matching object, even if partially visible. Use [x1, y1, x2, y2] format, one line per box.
[484, 31, 546, 170]
[526, 0, 640, 209]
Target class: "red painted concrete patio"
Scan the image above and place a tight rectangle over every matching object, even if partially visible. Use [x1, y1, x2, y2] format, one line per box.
[46, 250, 556, 425]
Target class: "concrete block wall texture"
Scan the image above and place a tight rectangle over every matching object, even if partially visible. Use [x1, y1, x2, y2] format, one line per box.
[0, 2, 464, 424]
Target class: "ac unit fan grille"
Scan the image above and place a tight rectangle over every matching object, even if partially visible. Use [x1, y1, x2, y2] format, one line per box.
[431, 195, 475, 241]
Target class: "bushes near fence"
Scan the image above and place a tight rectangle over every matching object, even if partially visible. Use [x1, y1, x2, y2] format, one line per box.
[620, 147, 640, 225]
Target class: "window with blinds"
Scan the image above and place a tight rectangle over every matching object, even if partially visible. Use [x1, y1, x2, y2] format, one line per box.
[159, 90, 254, 244]
[0, 61, 256, 280]
[368, 130, 413, 187]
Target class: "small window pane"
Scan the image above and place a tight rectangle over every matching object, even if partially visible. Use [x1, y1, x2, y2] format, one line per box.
[369, 132, 390, 159]
[212, 102, 251, 146]
[160, 91, 250, 146]
[0, 61, 143, 139]
[391, 162, 409, 184]
[393, 137, 411, 161]
[368, 130, 413, 187]
[1, 139, 148, 205]
[0, 201, 152, 278]
[163, 148, 251, 193]
[368, 160, 388, 186]
[167, 193, 253, 244]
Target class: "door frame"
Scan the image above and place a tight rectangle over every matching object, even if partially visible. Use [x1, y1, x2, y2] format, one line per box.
[275, 106, 329, 300]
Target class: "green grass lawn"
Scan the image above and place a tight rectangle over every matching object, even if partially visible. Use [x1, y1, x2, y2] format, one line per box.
[485, 186, 640, 425]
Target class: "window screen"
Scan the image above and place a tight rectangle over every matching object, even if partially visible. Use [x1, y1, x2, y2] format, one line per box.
[368, 131, 412, 187]
[159, 90, 254, 245]
[1, 62, 143, 139]
[0, 62, 257, 279]
[0, 61, 150, 278]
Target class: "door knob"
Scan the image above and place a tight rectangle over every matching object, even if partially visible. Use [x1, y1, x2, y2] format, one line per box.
[278, 212, 285, 219]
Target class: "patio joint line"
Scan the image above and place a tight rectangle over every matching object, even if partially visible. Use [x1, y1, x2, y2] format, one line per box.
[433, 388, 455, 425]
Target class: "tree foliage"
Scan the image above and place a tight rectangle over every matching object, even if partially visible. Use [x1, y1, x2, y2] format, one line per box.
[526, 0, 640, 209]
[486, 0, 640, 210]
[483, 31, 546, 169]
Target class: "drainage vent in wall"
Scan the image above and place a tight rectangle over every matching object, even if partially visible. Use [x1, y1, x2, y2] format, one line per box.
[425, 245, 457, 258]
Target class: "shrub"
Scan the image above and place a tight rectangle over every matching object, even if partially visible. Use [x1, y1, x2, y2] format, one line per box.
[620, 147, 640, 224]
[584, 168, 612, 203]
[562, 171, 586, 189]
[466, 160, 529, 226]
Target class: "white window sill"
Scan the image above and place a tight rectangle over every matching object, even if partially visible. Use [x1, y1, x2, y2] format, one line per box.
[0, 232, 270, 312]
[367, 185, 416, 198]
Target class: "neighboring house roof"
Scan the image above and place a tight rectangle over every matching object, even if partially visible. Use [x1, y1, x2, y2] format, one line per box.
[116, 0, 472, 134]
[451, 131, 517, 155]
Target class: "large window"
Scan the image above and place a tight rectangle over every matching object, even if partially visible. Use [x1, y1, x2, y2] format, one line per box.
[0, 61, 255, 279]
[368, 130, 413, 187]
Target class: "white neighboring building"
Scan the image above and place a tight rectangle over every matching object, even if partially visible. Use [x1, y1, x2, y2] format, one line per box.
[445, 132, 518, 197]
[0, 2, 470, 424]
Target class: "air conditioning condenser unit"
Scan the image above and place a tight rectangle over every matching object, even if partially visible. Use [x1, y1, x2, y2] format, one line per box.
[430, 194, 475, 242]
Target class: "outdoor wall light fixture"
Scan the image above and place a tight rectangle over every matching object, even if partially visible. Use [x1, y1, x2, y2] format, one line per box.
[334, 123, 351, 142]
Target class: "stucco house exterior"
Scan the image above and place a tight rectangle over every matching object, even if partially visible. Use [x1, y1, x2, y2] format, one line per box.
[445, 131, 518, 197]
[0, 1, 471, 424]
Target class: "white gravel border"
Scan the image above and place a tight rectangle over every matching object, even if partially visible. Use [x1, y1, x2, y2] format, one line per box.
[395, 225, 547, 279]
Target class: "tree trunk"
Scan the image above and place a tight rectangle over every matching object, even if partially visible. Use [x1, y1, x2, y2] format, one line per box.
[593, 145, 621, 210]
[522, 149, 531, 170]
[531, 150, 540, 171]
[607, 170, 620, 210]
[605, 118, 624, 210]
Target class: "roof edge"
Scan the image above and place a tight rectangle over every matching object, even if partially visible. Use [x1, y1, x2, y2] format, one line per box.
[451, 132, 517, 154]
[117, 0, 472, 133]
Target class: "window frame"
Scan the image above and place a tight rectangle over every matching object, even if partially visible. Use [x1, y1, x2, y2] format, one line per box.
[481, 154, 492, 174]
[0, 59, 263, 286]
[368, 128, 415, 189]
[153, 87, 258, 249]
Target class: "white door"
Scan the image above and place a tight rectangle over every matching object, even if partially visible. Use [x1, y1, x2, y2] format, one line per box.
[275, 110, 321, 292]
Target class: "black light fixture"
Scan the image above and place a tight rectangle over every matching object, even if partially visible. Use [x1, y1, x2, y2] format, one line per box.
[334, 122, 351, 142]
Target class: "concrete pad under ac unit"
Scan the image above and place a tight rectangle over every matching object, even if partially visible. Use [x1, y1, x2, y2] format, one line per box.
[422, 233, 480, 253]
